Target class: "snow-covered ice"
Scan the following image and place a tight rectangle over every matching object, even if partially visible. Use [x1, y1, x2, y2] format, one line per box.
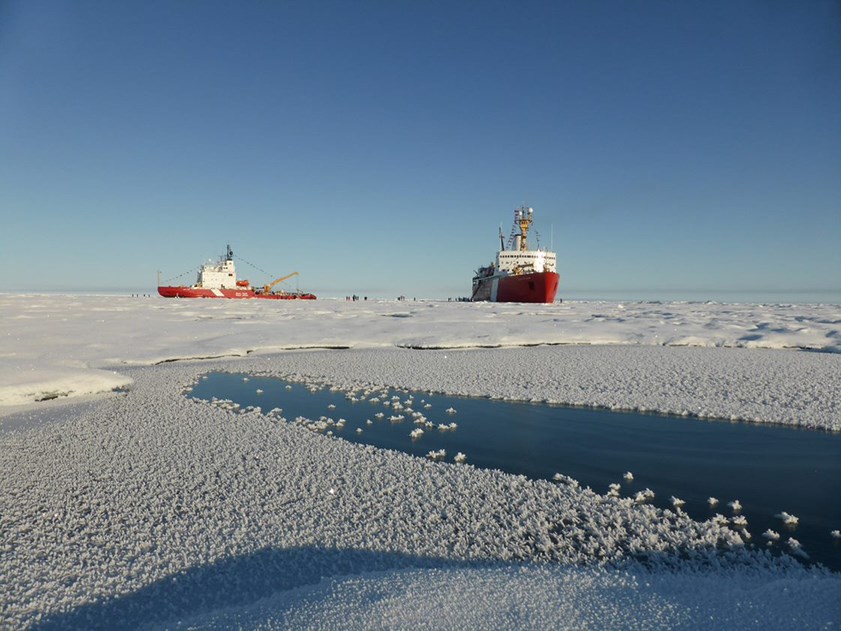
[1, 295, 840, 628]
[175, 564, 841, 630]
[2, 295, 840, 431]
[2, 358, 839, 629]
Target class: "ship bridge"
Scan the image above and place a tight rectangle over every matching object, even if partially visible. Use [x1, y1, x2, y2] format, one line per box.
[196, 245, 238, 289]
[496, 249, 557, 275]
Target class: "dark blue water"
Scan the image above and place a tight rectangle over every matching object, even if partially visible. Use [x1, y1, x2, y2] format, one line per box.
[189, 372, 841, 571]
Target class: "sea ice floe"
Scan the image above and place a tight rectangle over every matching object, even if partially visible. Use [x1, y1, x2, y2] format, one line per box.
[4, 298, 841, 432]
[2, 297, 840, 628]
[0, 346, 836, 628]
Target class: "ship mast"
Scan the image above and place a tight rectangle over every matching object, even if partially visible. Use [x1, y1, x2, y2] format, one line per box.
[514, 206, 533, 251]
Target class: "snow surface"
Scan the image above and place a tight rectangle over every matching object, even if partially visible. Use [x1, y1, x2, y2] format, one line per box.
[2, 295, 840, 430]
[177, 565, 841, 630]
[1, 295, 841, 628]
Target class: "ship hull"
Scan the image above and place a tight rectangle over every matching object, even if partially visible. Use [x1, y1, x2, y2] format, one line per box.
[158, 286, 316, 300]
[471, 271, 559, 303]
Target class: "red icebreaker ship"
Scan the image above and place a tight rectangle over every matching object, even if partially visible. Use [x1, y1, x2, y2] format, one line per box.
[471, 207, 560, 304]
[158, 245, 316, 300]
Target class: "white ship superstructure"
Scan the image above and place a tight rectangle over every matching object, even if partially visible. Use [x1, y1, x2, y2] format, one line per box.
[495, 207, 557, 275]
[195, 245, 238, 289]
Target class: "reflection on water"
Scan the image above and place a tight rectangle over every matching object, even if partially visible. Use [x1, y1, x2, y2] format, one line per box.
[189, 372, 841, 571]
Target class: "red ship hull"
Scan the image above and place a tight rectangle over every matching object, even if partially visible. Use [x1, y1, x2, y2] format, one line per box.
[472, 271, 559, 303]
[158, 286, 316, 300]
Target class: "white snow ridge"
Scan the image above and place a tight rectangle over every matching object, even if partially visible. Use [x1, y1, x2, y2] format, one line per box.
[0, 295, 840, 629]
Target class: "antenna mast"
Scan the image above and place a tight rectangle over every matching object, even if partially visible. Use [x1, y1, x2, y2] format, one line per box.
[515, 206, 533, 251]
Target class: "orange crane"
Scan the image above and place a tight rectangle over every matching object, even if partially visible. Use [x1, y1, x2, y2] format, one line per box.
[263, 272, 299, 295]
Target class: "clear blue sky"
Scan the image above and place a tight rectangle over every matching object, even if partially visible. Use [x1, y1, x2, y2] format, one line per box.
[2, 0, 840, 301]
